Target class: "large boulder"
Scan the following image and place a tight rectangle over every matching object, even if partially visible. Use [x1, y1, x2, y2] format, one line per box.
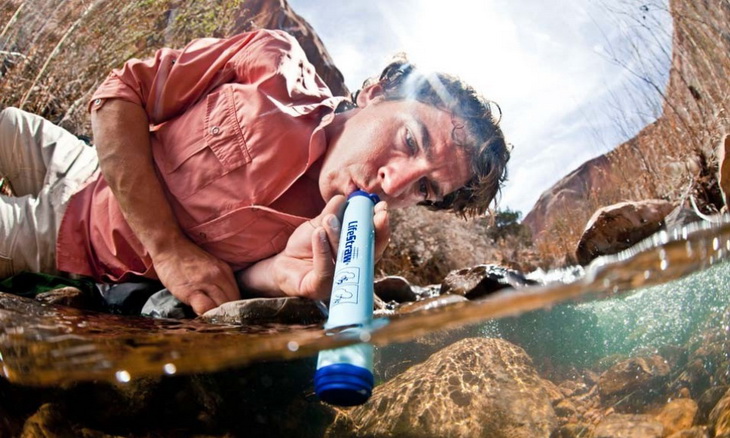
[328, 338, 557, 438]
[575, 200, 675, 265]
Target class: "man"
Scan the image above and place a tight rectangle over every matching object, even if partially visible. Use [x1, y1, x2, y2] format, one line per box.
[0, 29, 510, 315]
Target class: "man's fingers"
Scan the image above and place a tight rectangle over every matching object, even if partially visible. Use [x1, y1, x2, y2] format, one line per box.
[323, 213, 341, 256]
[308, 227, 335, 299]
[373, 201, 390, 260]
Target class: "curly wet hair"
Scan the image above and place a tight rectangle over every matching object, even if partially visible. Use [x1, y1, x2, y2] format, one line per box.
[353, 54, 511, 218]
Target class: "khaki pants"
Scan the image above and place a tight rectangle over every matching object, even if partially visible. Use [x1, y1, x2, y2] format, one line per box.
[0, 107, 99, 278]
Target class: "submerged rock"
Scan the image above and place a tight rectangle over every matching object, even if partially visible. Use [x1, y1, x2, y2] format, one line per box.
[575, 199, 675, 265]
[598, 355, 671, 412]
[709, 388, 730, 437]
[593, 413, 665, 438]
[656, 398, 698, 436]
[328, 337, 557, 437]
[667, 426, 711, 438]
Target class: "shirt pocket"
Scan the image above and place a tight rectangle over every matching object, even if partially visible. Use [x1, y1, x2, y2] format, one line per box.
[160, 86, 252, 200]
[186, 206, 298, 268]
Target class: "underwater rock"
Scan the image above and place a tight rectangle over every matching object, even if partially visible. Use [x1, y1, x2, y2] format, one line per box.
[593, 413, 665, 437]
[328, 337, 557, 437]
[373, 276, 417, 303]
[440, 264, 537, 300]
[696, 386, 730, 424]
[575, 199, 675, 265]
[201, 297, 326, 325]
[552, 423, 593, 438]
[666, 426, 710, 438]
[709, 388, 730, 437]
[655, 398, 698, 436]
[598, 355, 671, 412]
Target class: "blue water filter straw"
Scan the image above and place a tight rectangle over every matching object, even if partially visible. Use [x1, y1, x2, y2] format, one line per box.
[314, 190, 380, 406]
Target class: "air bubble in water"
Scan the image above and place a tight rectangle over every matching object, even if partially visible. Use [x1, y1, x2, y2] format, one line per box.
[115, 370, 131, 383]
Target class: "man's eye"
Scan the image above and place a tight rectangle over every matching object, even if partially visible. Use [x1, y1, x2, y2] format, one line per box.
[405, 129, 418, 154]
[418, 178, 429, 198]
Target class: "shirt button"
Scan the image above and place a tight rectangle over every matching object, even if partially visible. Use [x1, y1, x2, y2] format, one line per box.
[210, 126, 221, 135]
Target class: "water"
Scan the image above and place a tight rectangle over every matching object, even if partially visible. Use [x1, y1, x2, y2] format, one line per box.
[1, 219, 729, 387]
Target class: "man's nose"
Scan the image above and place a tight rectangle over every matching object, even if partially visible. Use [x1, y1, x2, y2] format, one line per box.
[379, 164, 422, 199]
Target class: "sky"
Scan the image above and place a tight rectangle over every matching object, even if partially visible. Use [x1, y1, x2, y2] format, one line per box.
[288, 0, 673, 216]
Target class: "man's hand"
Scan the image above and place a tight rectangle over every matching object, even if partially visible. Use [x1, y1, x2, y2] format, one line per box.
[153, 237, 240, 315]
[92, 99, 239, 315]
[237, 195, 390, 299]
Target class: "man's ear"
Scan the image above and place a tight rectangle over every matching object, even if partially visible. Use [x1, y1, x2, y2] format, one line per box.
[355, 82, 385, 108]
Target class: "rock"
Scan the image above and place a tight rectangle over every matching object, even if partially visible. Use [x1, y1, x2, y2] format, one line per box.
[667, 426, 710, 438]
[396, 294, 468, 314]
[440, 264, 537, 300]
[655, 399, 698, 436]
[575, 200, 675, 265]
[373, 276, 417, 303]
[696, 386, 730, 424]
[552, 423, 593, 438]
[34, 286, 95, 309]
[201, 297, 326, 325]
[718, 134, 730, 212]
[20, 403, 120, 437]
[328, 338, 557, 438]
[663, 204, 704, 231]
[593, 414, 665, 438]
[555, 398, 579, 418]
[709, 388, 730, 437]
[598, 355, 671, 412]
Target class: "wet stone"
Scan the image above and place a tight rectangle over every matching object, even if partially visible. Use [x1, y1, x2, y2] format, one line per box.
[656, 398, 698, 436]
[709, 388, 730, 437]
[201, 297, 326, 325]
[440, 264, 537, 300]
[34, 286, 97, 310]
[667, 426, 711, 438]
[374, 276, 417, 303]
[328, 338, 557, 437]
[696, 386, 730, 424]
[593, 414, 665, 438]
[396, 294, 468, 314]
[575, 199, 675, 265]
[552, 423, 593, 438]
[598, 355, 671, 412]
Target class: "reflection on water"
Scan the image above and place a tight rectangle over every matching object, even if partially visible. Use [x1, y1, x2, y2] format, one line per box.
[1, 219, 730, 387]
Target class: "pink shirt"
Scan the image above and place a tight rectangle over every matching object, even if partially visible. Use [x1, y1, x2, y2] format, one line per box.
[56, 30, 345, 282]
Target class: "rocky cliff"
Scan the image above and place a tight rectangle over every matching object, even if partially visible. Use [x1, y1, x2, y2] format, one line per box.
[523, 0, 730, 241]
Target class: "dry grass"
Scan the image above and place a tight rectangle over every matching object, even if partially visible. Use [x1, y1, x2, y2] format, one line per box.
[0, 0, 252, 133]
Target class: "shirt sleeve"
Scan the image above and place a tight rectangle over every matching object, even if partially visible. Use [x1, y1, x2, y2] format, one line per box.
[88, 29, 328, 124]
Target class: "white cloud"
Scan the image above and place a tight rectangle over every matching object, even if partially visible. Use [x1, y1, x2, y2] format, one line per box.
[289, 0, 672, 215]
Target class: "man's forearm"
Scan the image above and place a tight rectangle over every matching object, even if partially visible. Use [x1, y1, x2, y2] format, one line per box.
[91, 99, 186, 258]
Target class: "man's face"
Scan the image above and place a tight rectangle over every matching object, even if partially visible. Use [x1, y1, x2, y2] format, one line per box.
[318, 89, 472, 209]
